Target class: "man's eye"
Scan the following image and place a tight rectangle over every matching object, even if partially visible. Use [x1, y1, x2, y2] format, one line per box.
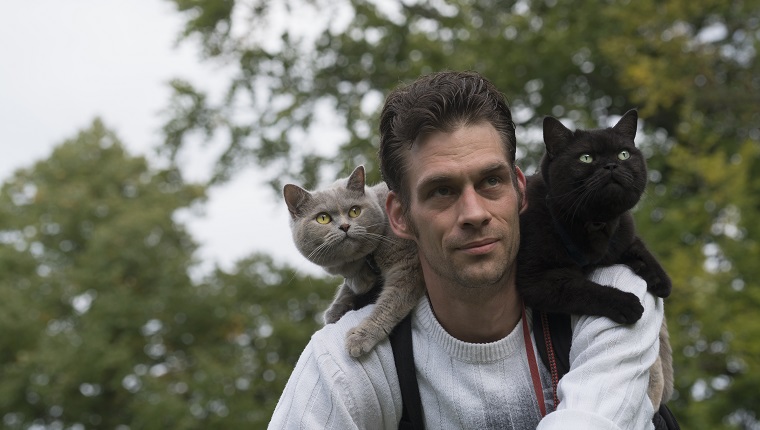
[432, 187, 451, 197]
[485, 177, 501, 187]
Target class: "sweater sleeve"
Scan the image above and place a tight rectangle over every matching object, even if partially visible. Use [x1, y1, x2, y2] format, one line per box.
[268, 308, 402, 429]
[537, 265, 663, 430]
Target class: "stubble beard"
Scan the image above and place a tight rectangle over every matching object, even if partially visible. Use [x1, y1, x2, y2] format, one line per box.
[407, 214, 514, 294]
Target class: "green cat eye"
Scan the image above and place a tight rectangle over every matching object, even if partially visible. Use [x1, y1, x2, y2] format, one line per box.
[618, 150, 631, 160]
[315, 213, 331, 224]
[348, 206, 362, 218]
[579, 154, 593, 163]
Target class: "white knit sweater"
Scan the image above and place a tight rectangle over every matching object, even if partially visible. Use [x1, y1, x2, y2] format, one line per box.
[269, 265, 662, 429]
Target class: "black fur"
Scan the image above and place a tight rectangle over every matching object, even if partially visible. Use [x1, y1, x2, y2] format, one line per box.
[517, 109, 671, 323]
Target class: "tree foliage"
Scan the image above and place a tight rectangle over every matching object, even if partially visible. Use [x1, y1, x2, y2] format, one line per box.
[161, 0, 760, 427]
[0, 120, 336, 428]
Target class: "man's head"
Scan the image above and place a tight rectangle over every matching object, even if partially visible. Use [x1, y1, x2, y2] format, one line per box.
[378, 70, 517, 210]
[379, 71, 526, 295]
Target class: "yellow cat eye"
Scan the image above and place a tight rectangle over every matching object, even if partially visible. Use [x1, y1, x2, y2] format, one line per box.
[348, 206, 362, 218]
[618, 150, 631, 160]
[579, 154, 593, 163]
[315, 213, 332, 224]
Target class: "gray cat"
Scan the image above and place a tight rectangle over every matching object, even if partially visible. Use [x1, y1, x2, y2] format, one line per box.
[283, 165, 424, 357]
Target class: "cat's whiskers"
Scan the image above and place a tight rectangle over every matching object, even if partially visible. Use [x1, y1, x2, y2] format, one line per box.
[549, 178, 592, 219]
[306, 234, 343, 263]
[362, 232, 402, 247]
[556, 175, 604, 224]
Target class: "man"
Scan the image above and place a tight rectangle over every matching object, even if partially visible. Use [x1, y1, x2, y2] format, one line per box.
[269, 71, 663, 429]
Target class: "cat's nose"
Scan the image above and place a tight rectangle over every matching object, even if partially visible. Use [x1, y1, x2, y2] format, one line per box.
[340, 224, 351, 232]
[604, 163, 618, 170]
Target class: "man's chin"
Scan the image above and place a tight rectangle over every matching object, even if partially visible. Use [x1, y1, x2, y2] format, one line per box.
[453, 263, 507, 288]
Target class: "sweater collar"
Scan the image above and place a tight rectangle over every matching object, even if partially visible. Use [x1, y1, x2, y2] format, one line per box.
[414, 297, 527, 363]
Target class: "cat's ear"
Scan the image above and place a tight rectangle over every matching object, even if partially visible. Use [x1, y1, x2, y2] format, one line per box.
[346, 165, 366, 194]
[612, 109, 638, 141]
[283, 184, 312, 219]
[543, 116, 572, 157]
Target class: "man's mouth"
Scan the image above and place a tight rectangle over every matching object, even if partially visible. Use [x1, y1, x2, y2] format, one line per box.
[458, 239, 498, 255]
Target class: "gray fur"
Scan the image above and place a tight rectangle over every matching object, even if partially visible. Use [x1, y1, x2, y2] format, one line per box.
[284, 165, 424, 357]
[648, 318, 675, 408]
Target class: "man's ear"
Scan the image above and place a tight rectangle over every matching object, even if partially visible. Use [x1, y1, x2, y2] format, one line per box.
[386, 190, 415, 240]
[515, 166, 528, 214]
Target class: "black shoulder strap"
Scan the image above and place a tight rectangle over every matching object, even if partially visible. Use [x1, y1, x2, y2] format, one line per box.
[532, 310, 572, 377]
[532, 310, 680, 430]
[655, 403, 681, 430]
[389, 314, 424, 430]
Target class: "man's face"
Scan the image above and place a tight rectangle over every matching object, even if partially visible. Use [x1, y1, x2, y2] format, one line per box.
[388, 122, 526, 291]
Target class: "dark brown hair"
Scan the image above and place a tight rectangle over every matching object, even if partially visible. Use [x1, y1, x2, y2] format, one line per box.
[378, 71, 517, 209]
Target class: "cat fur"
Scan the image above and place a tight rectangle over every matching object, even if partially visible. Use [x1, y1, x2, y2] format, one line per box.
[516, 109, 673, 407]
[284, 166, 424, 357]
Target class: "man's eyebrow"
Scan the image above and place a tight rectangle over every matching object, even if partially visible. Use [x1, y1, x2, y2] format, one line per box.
[417, 174, 453, 192]
[417, 161, 512, 191]
[480, 161, 512, 177]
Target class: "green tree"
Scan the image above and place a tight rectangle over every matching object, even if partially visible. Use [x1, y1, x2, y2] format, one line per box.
[162, 0, 760, 427]
[0, 120, 336, 427]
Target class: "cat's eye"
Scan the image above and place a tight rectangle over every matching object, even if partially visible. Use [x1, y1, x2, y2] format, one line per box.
[618, 150, 631, 160]
[348, 206, 362, 218]
[579, 154, 594, 163]
[315, 213, 332, 224]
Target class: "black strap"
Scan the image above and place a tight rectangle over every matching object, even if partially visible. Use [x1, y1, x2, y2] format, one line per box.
[389, 314, 424, 430]
[532, 310, 680, 429]
[654, 404, 681, 430]
[533, 311, 572, 377]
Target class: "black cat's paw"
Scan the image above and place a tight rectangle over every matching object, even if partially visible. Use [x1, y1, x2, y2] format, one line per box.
[646, 277, 671, 299]
[604, 291, 644, 324]
[641, 268, 672, 299]
[621, 250, 672, 299]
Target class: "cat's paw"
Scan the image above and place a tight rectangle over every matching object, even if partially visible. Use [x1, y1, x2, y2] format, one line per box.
[324, 303, 352, 324]
[642, 269, 672, 298]
[345, 326, 385, 358]
[605, 291, 644, 324]
[646, 278, 671, 298]
[624, 257, 672, 298]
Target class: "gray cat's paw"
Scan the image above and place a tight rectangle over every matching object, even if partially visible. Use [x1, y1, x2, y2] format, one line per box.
[345, 326, 385, 358]
[324, 303, 352, 324]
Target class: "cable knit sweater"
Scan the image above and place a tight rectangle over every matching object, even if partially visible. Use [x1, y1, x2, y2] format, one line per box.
[269, 265, 663, 429]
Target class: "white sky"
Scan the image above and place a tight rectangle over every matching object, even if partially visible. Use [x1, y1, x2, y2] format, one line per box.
[0, 0, 320, 277]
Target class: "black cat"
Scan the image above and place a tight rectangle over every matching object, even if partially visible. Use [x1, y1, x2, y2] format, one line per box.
[517, 109, 671, 323]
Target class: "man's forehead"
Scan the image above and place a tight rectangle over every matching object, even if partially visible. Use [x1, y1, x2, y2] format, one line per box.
[416, 160, 512, 185]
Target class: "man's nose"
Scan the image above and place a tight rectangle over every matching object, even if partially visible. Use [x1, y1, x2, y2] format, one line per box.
[458, 188, 491, 228]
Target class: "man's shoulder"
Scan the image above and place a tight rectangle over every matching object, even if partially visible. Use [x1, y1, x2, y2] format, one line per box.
[310, 305, 395, 360]
[577, 264, 663, 331]
[271, 305, 403, 427]
[313, 305, 375, 341]
[308, 305, 401, 412]
[587, 264, 648, 296]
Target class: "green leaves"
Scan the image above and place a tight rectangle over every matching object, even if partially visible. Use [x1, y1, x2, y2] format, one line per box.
[0, 120, 335, 428]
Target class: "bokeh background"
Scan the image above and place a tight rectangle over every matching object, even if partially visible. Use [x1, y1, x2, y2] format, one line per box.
[1, 0, 758, 428]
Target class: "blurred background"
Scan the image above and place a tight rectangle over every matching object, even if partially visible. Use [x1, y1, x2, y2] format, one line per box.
[1, 0, 758, 428]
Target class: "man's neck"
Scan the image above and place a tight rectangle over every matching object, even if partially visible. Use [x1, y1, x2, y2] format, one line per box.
[425, 276, 522, 343]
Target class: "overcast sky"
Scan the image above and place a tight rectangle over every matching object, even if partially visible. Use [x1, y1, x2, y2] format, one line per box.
[0, 1, 319, 276]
